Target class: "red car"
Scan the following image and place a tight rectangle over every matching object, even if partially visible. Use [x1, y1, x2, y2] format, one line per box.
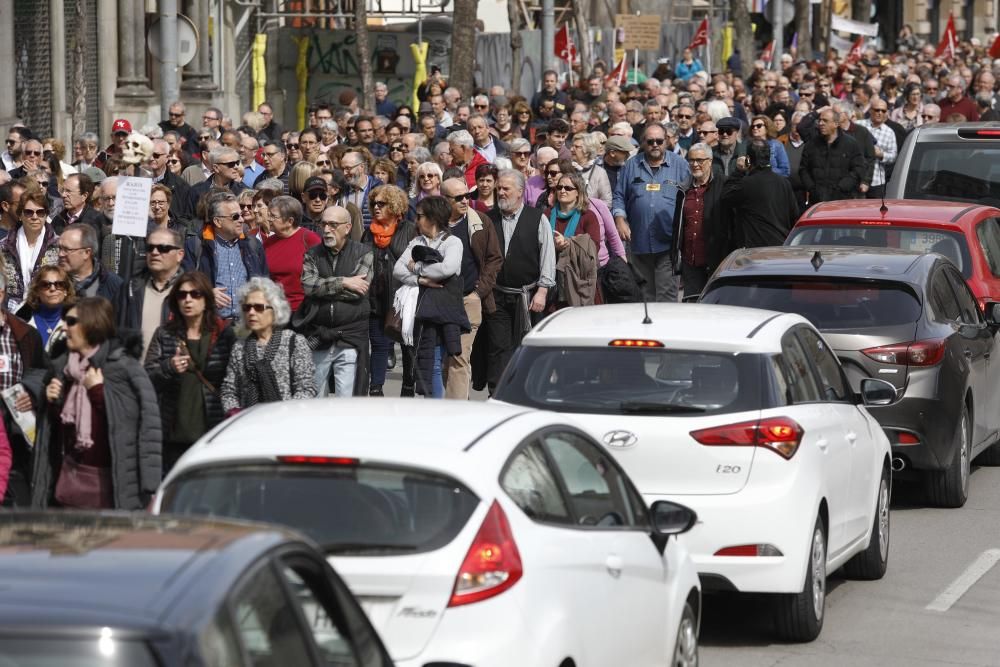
[786, 199, 1000, 309]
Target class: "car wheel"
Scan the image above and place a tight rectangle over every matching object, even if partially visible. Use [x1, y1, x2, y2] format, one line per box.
[673, 602, 698, 667]
[773, 516, 825, 642]
[925, 405, 971, 508]
[842, 465, 890, 580]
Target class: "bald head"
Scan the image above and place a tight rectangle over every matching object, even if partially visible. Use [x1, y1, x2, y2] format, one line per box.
[442, 177, 470, 220]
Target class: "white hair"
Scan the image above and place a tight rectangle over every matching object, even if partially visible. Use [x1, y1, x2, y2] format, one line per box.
[237, 277, 292, 330]
[446, 130, 474, 147]
[706, 100, 730, 122]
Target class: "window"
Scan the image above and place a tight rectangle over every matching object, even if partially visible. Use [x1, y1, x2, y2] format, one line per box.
[501, 442, 572, 524]
[976, 218, 1000, 277]
[901, 142, 1000, 205]
[929, 270, 962, 322]
[542, 431, 646, 528]
[795, 328, 849, 402]
[231, 564, 313, 666]
[200, 610, 243, 667]
[945, 269, 983, 325]
[777, 333, 823, 403]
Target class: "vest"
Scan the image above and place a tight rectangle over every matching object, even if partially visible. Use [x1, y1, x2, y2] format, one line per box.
[491, 206, 542, 288]
[308, 239, 371, 350]
[450, 215, 480, 295]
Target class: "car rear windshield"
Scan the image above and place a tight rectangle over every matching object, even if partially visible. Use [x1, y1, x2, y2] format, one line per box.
[701, 279, 922, 330]
[494, 346, 763, 415]
[787, 225, 972, 277]
[160, 464, 479, 556]
[0, 638, 157, 666]
[901, 141, 1000, 205]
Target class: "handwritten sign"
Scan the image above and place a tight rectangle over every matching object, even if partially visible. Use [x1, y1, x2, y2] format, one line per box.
[111, 177, 152, 238]
[614, 15, 662, 51]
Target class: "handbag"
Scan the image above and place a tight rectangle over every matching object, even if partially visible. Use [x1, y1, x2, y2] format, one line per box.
[54, 457, 114, 509]
[384, 307, 404, 343]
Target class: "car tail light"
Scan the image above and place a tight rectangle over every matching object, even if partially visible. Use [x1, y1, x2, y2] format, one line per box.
[609, 339, 664, 348]
[862, 338, 946, 367]
[690, 417, 804, 459]
[714, 544, 783, 557]
[448, 500, 523, 607]
[277, 455, 359, 466]
[898, 432, 920, 445]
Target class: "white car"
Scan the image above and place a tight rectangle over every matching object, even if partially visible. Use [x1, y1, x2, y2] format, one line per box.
[153, 400, 702, 667]
[493, 303, 895, 642]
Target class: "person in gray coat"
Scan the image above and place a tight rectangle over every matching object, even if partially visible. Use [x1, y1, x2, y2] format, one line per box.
[32, 296, 162, 510]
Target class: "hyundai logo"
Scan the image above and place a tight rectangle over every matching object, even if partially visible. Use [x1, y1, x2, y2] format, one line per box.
[603, 430, 638, 449]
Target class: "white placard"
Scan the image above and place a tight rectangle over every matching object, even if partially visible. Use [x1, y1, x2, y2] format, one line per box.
[831, 15, 880, 37]
[111, 176, 152, 238]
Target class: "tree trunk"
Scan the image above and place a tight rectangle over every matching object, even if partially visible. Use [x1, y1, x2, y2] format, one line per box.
[450, 0, 479, 97]
[794, 0, 810, 58]
[851, 0, 871, 25]
[730, 0, 755, 79]
[507, 0, 523, 95]
[354, 0, 375, 114]
[571, 0, 593, 77]
[71, 0, 87, 140]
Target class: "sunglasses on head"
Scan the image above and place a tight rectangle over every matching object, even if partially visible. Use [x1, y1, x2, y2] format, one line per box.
[242, 303, 273, 313]
[308, 191, 329, 201]
[177, 289, 205, 301]
[148, 243, 180, 254]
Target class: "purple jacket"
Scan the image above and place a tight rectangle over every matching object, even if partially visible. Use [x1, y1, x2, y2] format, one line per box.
[524, 175, 546, 208]
[589, 197, 626, 267]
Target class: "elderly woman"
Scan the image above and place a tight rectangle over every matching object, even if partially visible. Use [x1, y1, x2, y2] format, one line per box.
[285, 132, 304, 164]
[16, 266, 76, 350]
[571, 132, 613, 206]
[319, 120, 339, 154]
[393, 196, 469, 398]
[509, 138, 535, 180]
[145, 271, 236, 472]
[543, 171, 602, 308]
[149, 183, 186, 235]
[410, 161, 443, 202]
[361, 184, 417, 397]
[36, 296, 161, 509]
[220, 277, 316, 412]
[1, 188, 60, 313]
[264, 195, 321, 311]
[748, 115, 790, 177]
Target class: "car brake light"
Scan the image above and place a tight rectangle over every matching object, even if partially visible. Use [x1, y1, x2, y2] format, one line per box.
[862, 338, 946, 367]
[898, 432, 920, 445]
[609, 339, 664, 347]
[715, 544, 783, 557]
[690, 417, 804, 459]
[277, 455, 359, 466]
[975, 130, 1000, 137]
[448, 500, 523, 607]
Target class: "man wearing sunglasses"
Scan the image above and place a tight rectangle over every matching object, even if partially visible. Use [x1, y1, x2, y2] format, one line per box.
[612, 123, 691, 303]
[185, 147, 247, 219]
[157, 102, 200, 158]
[144, 139, 193, 222]
[7, 139, 43, 181]
[1, 128, 26, 172]
[118, 228, 186, 355]
[300, 177, 331, 233]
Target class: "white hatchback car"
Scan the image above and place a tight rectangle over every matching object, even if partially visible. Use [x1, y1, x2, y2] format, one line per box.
[153, 400, 702, 667]
[493, 303, 895, 642]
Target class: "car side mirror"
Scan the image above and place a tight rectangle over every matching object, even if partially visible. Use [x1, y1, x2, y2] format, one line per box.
[859, 378, 898, 407]
[650, 500, 697, 536]
[984, 301, 1000, 327]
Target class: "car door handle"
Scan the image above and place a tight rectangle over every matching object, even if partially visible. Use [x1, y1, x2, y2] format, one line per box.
[606, 555, 623, 578]
[817, 438, 829, 452]
[846, 431, 858, 443]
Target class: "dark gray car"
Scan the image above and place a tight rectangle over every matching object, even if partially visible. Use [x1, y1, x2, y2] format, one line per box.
[700, 247, 1000, 508]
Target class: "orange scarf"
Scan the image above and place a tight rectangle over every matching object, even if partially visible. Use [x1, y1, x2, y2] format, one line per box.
[369, 219, 398, 249]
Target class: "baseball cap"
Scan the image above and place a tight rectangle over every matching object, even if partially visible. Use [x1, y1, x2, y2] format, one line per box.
[304, 176, 328, 192]
[112, 118, 132, 135]
[605, 136, 635, 153]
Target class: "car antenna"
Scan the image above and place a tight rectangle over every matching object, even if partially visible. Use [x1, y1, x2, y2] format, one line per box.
[811, 250, 824, 272]
[880, 192, 888, 215]
[642, 298, 652, 324]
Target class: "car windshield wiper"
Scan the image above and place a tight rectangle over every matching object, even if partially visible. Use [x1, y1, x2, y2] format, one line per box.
[618, 401, 706, 414]
[322, 542, 419, 555]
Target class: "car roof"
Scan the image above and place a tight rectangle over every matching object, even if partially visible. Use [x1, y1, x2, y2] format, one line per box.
[0, 513, 297, 631]
[796, 198, 998, 226]
[712, 246, 935, 284]
[905, 121, 1000, 137]
[521, 303, 805, 352]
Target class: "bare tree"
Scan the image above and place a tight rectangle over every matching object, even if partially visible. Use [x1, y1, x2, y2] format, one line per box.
[507, 0, 523, 94]
[354, 0, 375, 113]
[449, 0, 479, 97]
[730, 0, 755, 78]
[71, 0, 87, 140]
[571, 0, 593, 77]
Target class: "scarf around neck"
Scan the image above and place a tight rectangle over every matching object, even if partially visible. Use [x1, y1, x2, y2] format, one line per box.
[60, 346, 100, 451]
[370, 220, 398, 249]
[243, 331, 285, 405]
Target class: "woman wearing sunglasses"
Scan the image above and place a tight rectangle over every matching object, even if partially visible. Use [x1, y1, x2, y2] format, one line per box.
[15, 266, 75, 351]
[0, 188, 60, 313]
[145, 271, 236, 472]
[36, 296, 162, 509]
[543, 171, 602, 308]
[220, 277, 316, 413]
[748, 115, 790, 177]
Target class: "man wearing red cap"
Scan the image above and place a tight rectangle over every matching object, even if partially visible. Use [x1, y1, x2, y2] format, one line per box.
[94, 118, 132, 171]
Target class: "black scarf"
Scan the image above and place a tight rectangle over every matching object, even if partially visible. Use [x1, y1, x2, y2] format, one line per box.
[243, 331, 284, 405]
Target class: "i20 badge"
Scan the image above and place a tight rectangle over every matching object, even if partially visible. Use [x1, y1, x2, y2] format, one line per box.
[603, 430, 638, 449]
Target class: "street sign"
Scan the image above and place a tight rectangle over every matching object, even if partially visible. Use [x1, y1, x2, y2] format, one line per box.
[614, 15, 662, 51]
[147, 13, 199, 67]
[112, 177, 152, 238]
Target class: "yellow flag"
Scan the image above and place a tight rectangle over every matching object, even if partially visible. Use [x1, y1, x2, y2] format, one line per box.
[722, 24, 733, 65]
[411, 42, 429, 112]
[252, 34, 267, 110]
[293, 36, 310, 130]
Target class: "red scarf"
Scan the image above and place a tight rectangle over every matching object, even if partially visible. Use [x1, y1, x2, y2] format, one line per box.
[369, 220, 398, 249]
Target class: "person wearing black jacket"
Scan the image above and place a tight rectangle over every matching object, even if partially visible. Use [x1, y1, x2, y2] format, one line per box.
[674, 143, 729, 298]
[721, 141, 800, 249]
[51, 173, 104, 236]
[798, 108, 867, 206]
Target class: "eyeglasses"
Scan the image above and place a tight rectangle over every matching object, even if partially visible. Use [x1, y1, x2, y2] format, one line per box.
[152, 152, 167, 159]
[420, 173, 439, 180]
[555, 185, 577, 192]
[446, 193, 470, 202]
[5, 139, 15, 146]
[675, 114, 693, 120]
[36, 181, 49, 188]
[58, 245, 87, 254]
[150, 200, 169, 208]
[921, 114, 936, 120]
[64, 315, 80, 327]
[751, 123, 765, 129]
[371, 200, 389, 208]
[321, 220, 350, 229]
[474, 104, 489, 109]
[687, 157, 711, 164]
[199, 135, 212, 142]
[242, 303, 274, 313]
[169, 112, 184, 118]
[286, 143, 300, 150]
[217, 160, 240, 168]
[202, 115, 220, 121]
[60, 189, 80, 197]
[645, 138, 665, 145]
[390, 145, 407, 152]
[177, 289, 205, 301]
[40, 280, 67, 291]
[698, 130, 718, 136]
[513, 151, 531, 156]
[316, 160, 332, 167]
[308, 191, 329, 201]
[215, 213, 242, 222]
[871, 108, 888, 113]
[148, 243, 180, 254]
[800, 91, 815, 97]
[22, 208, 46, 218]
[23, 150, 41, 157]
[167, 158, 180, 165]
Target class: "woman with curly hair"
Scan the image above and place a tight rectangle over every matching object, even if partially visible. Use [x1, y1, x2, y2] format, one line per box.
[16, 265, 76, 350]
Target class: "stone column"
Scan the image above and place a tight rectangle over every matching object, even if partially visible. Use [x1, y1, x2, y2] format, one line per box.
[0, 4, 18, 128]
[181, 0, 217, 93]
[116, 0, 154, 98]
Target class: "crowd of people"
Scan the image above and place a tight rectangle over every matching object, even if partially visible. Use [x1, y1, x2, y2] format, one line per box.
[0, 32, 994, 509]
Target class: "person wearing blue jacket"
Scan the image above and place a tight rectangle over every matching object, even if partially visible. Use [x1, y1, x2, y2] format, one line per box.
[674, 49, 704, 82]
[748, 115, 791, 177]
[612, 124, 691, 303]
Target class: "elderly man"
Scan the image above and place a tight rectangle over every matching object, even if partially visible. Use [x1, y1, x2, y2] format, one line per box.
[713, 117, 744, 176]
[374, 81, 397, 118]
[677, 143, 728, 297]
[158, 101, 200, 157]
[8, 139, 42, 181]
[119, 227, 186, 353]
[857, 98, 898, 200]
[799, 108, 866, 204]
[697, 120, 719, 148]
[922, 103, 942, 125]
[468, 114, 508, 164]
[239, 135, 264, 188]
[723, 140, 800, 249]
[187, 147, 246, 215]
[448, 130, 489, 191]
[602, 136, 634, 194]
[254, 140, 290, 191]
[59, 221, 124, 306]
[52, 173, 103, 235]
[145, 139, 193, 222]
[939, 75, 979, 121]
[612, 124, 691, 302]
[441, 177, 502, 399]
[524, 146, 558, 205]
[674, 104, 697, 152]
[257, 102, 284, 142]
[482, 170, 555, 394]
[341, 150, 381, 231]
[300, 205, 374, 397]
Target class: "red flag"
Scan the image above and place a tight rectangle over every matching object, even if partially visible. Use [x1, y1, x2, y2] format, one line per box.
[554, 24, 578, 63]
[761, 41, 775, 63]
[936, 13, 957, 58]
[846, 36, 865, 64]
[688, 19, 709, 50]
[606, 53, 628, 86]
[990, 33, 1000, 59]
